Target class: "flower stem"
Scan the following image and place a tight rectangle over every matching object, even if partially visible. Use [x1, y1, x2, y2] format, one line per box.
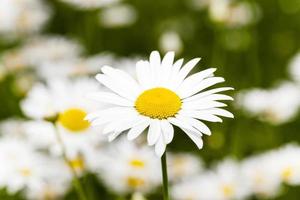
[161, 152, 170, 200]
[53, 124, 88, 200]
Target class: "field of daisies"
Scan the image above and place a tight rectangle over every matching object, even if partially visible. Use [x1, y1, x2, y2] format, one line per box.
[1, 0, 300, 200]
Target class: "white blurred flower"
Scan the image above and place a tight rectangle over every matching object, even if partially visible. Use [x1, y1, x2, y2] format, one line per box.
[21, 36, 83, 67]
[97, 137, 161, 194]
[0, 0, 51, 39]
[209, 0, 259, 27]
[37, 53, 115, 79]
[159, 31, 183, 54]
[59, 0, 120, 10]
[0, 138, 71, 196]
[172, 159, 250, 200]
[241, 153, 282, 198]
[168, 153, 203, 182]
[21, 78, 106, 157]
[288, 52, 300, 82]
[271, 144, 300, 186]
[209, 159, 251, 200]
[237, 82, 300, 124]
[99, 4, 137, 28]
[1, 36, 82, 73]
[0, 118, 27, 138]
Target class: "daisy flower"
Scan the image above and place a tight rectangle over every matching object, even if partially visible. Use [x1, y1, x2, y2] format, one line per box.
[21, 78, 106, 157]
[96, 137, 161, 194]
[86, 51, 233, 156]
[0, 138, 71, 195]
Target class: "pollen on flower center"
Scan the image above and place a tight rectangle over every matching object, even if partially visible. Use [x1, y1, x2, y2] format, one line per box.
[58, 108, 90, 132]
[135, 87, 182, 119]
[129, 159, 145, 168]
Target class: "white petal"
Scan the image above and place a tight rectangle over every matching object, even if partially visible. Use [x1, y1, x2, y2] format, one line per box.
[127, 118, 150, 140]
[181, 128, 203, 149]
[200, 108, 234, 118]
[183, 87, 234, 102]
[177, 68, 216, 94]
[87, 92, 134, 106]
[108, 131, 122, 142]
[101, 66, 142, 97]
[96, 74, 136, 101]
[168, 117, 201, 135]
[155, 134, 166, 157]
[179, 110, 223, 122]
[147, 119, 161, 146]
[177, 115, 211, 135]
[182, 100, 227, 110]
[160, 120, 174, 144]
[179, 77, 225, 99]
[136, 61, 152, 89]
[174, 58, 201, 87]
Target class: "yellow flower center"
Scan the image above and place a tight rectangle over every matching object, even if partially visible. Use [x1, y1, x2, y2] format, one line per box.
[58, 108, 90, 132]
[135, 87, 182, 119]
[281, 167, 293, 181]
[222, 185, 234, 197]
[129, 159, 145, 168]
[127, 177, 145, 188]
[69, 157, 85, 171]
[19, 168, 32, 177]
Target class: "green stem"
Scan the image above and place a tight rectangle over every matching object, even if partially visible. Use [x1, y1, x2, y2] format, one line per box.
[53, 124, 88, 200]
[161, 152, 170, 200]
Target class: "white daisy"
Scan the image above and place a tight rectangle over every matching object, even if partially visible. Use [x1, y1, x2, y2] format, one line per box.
[271, 144, 300, 186]
[159, 31, 183, 54]
[86, 51, 233, 156]
[99, 4, 137, 28]
[96, 137, 161, 194]
[0, 138, 71, 195]
[168, 153, 203, 181]
[21, 78, 106, 157]
[237, 82, 300, 125]
[37, 53, 115, 79]
[0, 0, 51, 39]
[240, 153, 282, 198]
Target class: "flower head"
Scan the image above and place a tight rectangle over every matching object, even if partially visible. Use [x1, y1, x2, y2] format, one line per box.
[86, 51, 233, 156]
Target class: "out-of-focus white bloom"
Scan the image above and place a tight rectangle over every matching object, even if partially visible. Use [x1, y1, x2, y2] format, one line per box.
[21, 36, 83, 67]
[288, 52, 300, 82]
[209, 159, 251, 200]
[241, 153, 282, 198]
[0, 118, 27, 138]
[159, 31, 183, 54]
[0, 49, 28, 72]
[0, 138, 71, 197]
[0, 0, 51, 39]
[99, 4, 137, 28]
[172, 159, 250, 200]
[172, 176, 203, 200]
[271, 144, 300, 186]
[209, 0, 259, 27]
[168, 153, 203, 182]
[0, 36, 82, 72]
[237, 82, 300, 124]
[37, 53, 115, 79]
[97, 137, 161, 194]
[131, 192, 148, 200]
[59, 0, 120, 10]
[21, 78, 106, 157]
